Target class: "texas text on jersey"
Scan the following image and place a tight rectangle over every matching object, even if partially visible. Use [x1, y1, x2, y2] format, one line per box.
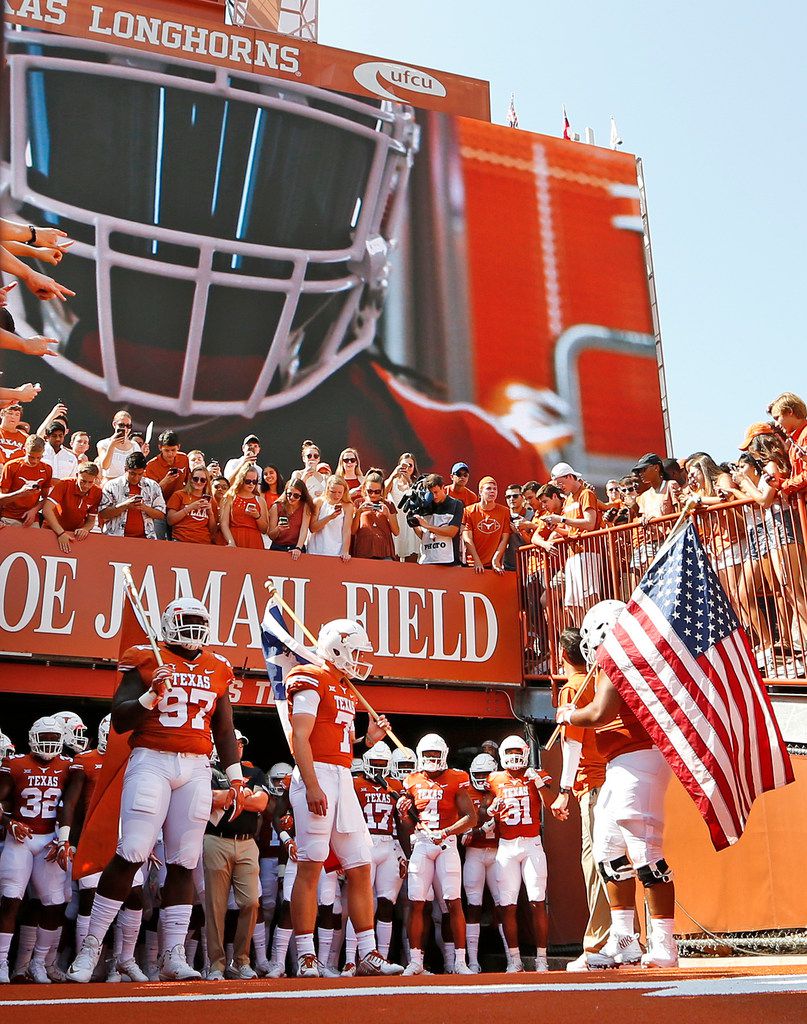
[354, 776, 398, 838]
[285, 664, 357, 768]
[117, 644, 235, 756]
[0, 754, 80, 835]
[488, 769, 552, 841]
[403, 769, 471, 831]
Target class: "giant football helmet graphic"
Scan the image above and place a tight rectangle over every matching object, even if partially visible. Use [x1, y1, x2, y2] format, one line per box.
[3, 31, 418, 417]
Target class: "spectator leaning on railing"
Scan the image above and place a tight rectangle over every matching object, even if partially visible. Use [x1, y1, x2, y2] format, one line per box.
[0, 433, 52, 527]
[446, 462, 478, 507]
[42, 463, 103, 553]
[462, 477, 510, 575]
[768, 391, 807, 498]
[545, 463, 602, 621]
[411, 474, 463, 566]
[98, 452, 166, 539]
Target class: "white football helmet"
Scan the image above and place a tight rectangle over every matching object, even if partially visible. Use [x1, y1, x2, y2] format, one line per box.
[390, 746, 416, 781]
[53, 711, 89, 754]
[416, 733, 449, 773]
[350, 756, 364, 776]
[29, 717, 65, 761]
[580, 600, 627, 667]
[316, 619, 373, 680]
[267, 761, 294, 796]
[3, 33, 418, 419]
[363, 741, 392, 782]
[161, 597, 210, 650]
[0, 732, 15, 760]
[469, 752, 497, 791]
[97, 714, 112, 755]
[500, 735, 530, 771]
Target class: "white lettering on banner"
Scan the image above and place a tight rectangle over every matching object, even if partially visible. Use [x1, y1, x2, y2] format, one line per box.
[374, 583, 393, 658]
[3, 0, 67, 27]
[462, 592, 498, 663]
[0, 552, 40, 633]
[353, 61, 447, 103]
[224, 575, 261, 648]
[398, 586, 428, 659]
[34, 556, 77, 636]
[94, 562, 161, 640]
[431, 589, 462, 661]
[87, 4, 301, 72]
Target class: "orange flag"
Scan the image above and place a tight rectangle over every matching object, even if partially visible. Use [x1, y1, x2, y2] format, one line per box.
[73, 599, 145, 879]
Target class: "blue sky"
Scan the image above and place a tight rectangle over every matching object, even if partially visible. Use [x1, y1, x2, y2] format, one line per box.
[321, 1, 806, 462]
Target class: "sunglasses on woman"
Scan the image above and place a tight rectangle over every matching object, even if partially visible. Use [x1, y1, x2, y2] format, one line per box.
[366, 488, 383, 496]
[244, 478, 259, 485]
[286, 491, 302, 500]
[191, 475, 207, 483]
[343, 456, 357, 464]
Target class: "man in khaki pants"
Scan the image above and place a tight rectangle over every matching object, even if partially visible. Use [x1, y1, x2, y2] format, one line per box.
[551, 629, 612, 970]
[204, 738, 268, 980]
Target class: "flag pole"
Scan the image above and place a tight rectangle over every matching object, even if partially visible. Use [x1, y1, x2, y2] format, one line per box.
[264, 584, 407, 752]
[544, 500, 698, 751]
[121, 566, 166, 676]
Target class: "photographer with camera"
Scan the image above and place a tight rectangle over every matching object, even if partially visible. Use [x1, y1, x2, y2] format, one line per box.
[96, 410, 142, 482]
[410, 474, 463, 566]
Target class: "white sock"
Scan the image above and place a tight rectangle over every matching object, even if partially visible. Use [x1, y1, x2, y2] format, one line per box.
[225, 941, 234, 966]
[145, 931, 159, 969]
[0, 932, 13, 961]
[88, 894, 124, 943]
[455, 947, 467, 968]
[409, 947, 423, 967]
[537, 946, 547, 959]
[317, 927, 333, 966]
[75, 915, 91, 952]
[466, 922, 481, 965]
[158, 905, 193, 955]
[376, 920, 393, 958]
[184, 935, 198, 967]
[356, 928, 375, 960]
[112, 919, 123, 959]
[508, 946, 521, 963]
[296, 932, 315, 958]
[498, 924, 508, 958]
[444, 941, 456, 971]
[263, 920, 273, 951]
[45, 928, 62, 967]
[272, 927, 293, 967]
[253, 925, 267, 962]
[328, 919, 345, 968]
[119, 909, 142, 963]
[611, 909, 635, 935]
[345, 921, 357, 964]
[13, 924, 37, 973]
[32, 927, 59, 965]
[650, 918, 675, 944]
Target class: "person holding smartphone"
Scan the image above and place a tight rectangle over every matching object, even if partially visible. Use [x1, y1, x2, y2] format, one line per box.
[167, 466, 217, 545]
[219, 463, 270, 550]
[351, 471, 399, 560]
[266, 479, 313, 559]
[96, 410, 142, 482]
[307, 474, 353, 560]
[98, 451, 166, 539]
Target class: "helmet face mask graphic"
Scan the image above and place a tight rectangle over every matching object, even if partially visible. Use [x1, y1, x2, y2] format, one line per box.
[500, 735, 530, 771]
[29, 716, 65, 761]
[416, 732, 448, 773]
[53, 711, 89, 754]
[390, 746, 416, 781]
[469, 752, 497, 790]
[363, 740, 392, 782]
[4, 33, 418, 419]
[161, 597, 211, 650]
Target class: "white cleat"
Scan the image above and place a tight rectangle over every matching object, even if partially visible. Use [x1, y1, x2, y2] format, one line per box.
[159, 944, 202, 981]
[46, 964, 69, 983]
[224, 963, 258, 980]
[67, 936, 102, 984]
[297, 954, 321, 978]
[206, 969, 224, 981]
[641, 940, 679, 969]
[467, 961, 482, 974]
[254, 958, 273, 978]
[116, 958, 149, 983]
[600, 932, 643, 967]
[533, 955, 549, 973]
[263, 961, 286, 979]
[402, 961, 425, 976]
[0, 959, 9, 984]
[356, 950, 405, 977]
[319, 964, 342, 978]
[453, 961, 474, 975]
[505, 959, 524, 973]
[26, 960, 51, 984]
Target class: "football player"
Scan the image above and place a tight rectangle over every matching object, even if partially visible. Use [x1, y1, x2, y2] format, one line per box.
[285, 619, 403, 978]
[255, 761, 293, 976]
[462, 752, 500, 973]
[555, 601, 678, 969]
[0, 717, 80, 984]
[398, 733, 477, 975]
[342, 741, 407, 974]
[67, 598, 245, 983]
[488, 735, 554, 972]
[390, 747, 417, 782]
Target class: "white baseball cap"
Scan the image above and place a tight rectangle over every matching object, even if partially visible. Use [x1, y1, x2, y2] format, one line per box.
[551, 462, 581, 479]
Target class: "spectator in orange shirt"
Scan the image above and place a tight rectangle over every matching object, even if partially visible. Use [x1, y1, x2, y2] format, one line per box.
[166, 466, 217, 544]
[0, 402, 27, 465]
[0, 433, 52, 526]
[42, 463, 103, 552]
[446, 463, 478, 508]
[260, 465, 285, 508]
[546, 462, 602, 622]
[767, 392, 807, 499]
[462, 477, 510, 574]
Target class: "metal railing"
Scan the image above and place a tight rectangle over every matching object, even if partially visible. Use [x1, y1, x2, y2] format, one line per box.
[516, 494, 807, 691]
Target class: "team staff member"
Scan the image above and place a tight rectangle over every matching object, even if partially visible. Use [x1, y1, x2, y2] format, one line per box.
[398, 733, 477, 975]
[286, 619, 403, 979]
[555, 601, 678, 969]
[42, 463, 103, 553]
[488, 736, 554, 973]
[551, 628, 611, 971]
[68, 598, 245, 983]
[462, 477, 510, 574]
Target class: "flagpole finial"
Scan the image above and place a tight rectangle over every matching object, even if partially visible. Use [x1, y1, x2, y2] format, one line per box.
[507, 92, 519, 129]
[562, 105, 572, 141]
[610, 115, 623, 149]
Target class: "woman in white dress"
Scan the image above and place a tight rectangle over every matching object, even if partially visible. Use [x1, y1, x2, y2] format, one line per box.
[307, 475, 353, 560]
[290, 438, 326, 500]
[385, 452, 420, 561]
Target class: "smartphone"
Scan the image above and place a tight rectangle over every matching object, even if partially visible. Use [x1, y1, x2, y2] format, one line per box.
[278, 515, 289, 527]
[168, 468, 180, 475]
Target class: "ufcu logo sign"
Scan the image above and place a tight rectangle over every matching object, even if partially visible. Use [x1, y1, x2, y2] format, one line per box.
[353, 61, 447, 102]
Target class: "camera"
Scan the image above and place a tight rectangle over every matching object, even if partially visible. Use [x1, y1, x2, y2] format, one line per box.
[398, 477, 434, 528]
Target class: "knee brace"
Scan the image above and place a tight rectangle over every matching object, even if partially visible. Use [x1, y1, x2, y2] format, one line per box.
[636, 859, 673, 887]
[598, 855, 634, 883]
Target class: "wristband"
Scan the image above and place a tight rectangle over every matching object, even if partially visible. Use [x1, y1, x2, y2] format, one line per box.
[56, 531, 65, 538]
[225, 763, 245, 783]
[559, 787, 572, 796]
[138, 691, 160, 709]
[58, 825, 71, 843]
[279, 830, 292, 845]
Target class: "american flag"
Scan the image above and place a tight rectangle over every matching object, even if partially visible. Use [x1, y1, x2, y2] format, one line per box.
[597, 522, 793, 851]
